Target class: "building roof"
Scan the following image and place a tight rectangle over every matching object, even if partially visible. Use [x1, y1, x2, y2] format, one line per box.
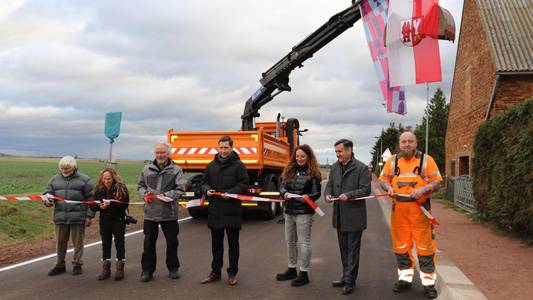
[477, 0, 533, 72]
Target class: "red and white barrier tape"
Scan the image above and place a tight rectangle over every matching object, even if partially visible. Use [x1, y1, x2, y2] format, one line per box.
[330, 193, 389, 201]
[277, 192, 325, 216]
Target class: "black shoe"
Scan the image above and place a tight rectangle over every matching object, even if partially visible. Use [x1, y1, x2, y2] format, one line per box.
[48, 266, 66, 276]
[291, 271, 309, 287]
[72, 265, 82, 275]
[277, 218, 285, 224]
[276, 267, 297, 281]
[424, 285, 438, 298]
[342, 285, 354, 295]
[393, 280, 413, 292]
[169, 270, 180, 279]
[332, 280, 345, 288]
[140, 272, 153, 282]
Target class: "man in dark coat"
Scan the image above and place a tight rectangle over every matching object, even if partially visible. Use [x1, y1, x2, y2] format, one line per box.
[201, 135, 249, 286]
[325, 139, 371, 295]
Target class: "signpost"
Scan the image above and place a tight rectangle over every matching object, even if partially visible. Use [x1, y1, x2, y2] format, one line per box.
[104, 112, 122, 169]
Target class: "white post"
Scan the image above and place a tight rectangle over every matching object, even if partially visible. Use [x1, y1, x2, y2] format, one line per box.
[425, 83, 430, 154]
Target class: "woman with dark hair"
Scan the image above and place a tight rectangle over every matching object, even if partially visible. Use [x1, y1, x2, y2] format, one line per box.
[276, 144, 322, 287]
[91, 168, 129, 281]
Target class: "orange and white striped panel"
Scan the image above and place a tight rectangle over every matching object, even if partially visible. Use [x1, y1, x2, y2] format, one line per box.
[172, 147, 257, 155]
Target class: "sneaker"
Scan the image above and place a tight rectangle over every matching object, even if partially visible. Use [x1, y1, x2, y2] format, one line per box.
[424, 285, 438, 298]
[276, 268, 297, 281]
[291, 271, 309, 287]
[72, 265, 82, 275]
[140, 272, 153, 282]
[393, 280, 413, 292]
[169, 269, 180, 279]
[48, 266, 66, 276]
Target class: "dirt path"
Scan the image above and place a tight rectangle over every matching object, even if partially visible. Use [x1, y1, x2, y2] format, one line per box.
[432, 201, 533, 300]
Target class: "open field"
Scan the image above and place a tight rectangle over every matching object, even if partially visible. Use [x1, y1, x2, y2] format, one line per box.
[0, 157, 147, 244]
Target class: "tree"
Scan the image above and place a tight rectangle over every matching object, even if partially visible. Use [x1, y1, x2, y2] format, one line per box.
[369, 123, 407, 175]
[414, 88, 449, 172]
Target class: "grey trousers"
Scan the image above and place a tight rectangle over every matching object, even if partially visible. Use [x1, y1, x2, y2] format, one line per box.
[337, 230, 363, 286]
[285, 214, 313, 272]
[55, 224, 85, 267]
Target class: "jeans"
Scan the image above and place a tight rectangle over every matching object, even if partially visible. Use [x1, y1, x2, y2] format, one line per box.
[211, 228, 240, 275]
[141, 220, 179, 274]
[55, 224, 85, 267]
[100, 218, 126, 260]
[285, 213, 313, 272]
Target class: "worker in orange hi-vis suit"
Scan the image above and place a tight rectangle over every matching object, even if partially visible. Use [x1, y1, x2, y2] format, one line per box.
[379, 132, 443, 299]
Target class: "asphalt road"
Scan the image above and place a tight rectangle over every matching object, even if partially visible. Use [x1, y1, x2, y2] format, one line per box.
[0, 192, 427, 299]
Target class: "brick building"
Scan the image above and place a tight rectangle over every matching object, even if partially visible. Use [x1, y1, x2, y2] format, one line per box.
[445, 0, 533, 177]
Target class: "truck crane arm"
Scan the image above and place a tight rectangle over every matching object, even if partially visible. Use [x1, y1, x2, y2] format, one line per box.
[241, 0, 364, 131]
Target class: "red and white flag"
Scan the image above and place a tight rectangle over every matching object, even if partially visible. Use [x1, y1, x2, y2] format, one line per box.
[386, 0, 442, 86]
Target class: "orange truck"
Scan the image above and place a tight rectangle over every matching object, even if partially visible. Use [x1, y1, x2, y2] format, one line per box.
[167, 0, 454, 219]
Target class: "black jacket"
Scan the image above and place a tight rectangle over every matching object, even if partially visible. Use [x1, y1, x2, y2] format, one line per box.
[279, 167, 321, 215]
[91, 183, 129, 223]
[202, 152, 249, 229]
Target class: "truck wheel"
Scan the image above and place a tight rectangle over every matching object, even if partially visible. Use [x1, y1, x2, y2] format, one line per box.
[263, 180, 278, 220]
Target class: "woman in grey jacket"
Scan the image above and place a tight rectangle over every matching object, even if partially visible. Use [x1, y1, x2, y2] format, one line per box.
[276, 144, 322, 287]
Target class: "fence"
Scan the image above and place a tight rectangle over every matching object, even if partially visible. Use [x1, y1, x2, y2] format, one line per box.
[452, 175, 476, 213]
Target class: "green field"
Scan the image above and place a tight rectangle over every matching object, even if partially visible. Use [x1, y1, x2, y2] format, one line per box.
[0, 157, 147, 243]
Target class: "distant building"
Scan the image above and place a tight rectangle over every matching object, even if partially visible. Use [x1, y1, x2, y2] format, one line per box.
[445, 0, 533, 177]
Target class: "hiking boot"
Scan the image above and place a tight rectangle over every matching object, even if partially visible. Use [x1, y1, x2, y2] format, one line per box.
[114, 260, 125, 281]
[228, 275, 238, 286]
[291, 271, 309, 287]
[169, 269, 180, 279]
[276, 267, 297, 281]
[98, 260, 111, 280]
[72, 265, 82, 275]
[48, 266, 66, 276]
[393, 280, 413, 292]
[424, 285, 438, 298]
[140, 272, 153, 282]
[201, 272, 221, 284]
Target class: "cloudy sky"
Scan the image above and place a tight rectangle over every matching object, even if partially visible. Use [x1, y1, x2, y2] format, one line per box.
[0, 0, 463, 164]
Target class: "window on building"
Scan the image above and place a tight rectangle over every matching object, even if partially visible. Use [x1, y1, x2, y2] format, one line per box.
[450, 159, 456, 177]
[459, 156, 469, 175]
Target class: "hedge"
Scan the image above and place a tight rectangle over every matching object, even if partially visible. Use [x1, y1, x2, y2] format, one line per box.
[473, 99, 533, 242]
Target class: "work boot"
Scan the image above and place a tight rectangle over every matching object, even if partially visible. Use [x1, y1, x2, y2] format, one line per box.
[48, 266, 66, 276]
[98, 260, 111, 280]
[393, 280, 413, 292]
[291, 271, 309, 287]
[140, 272, 153, 282]
[276, 267, 297, 281]
[201, 272, 221, 284]
[114, 260, 125, 281]
[424, 285, 438, 298]
[72, 265, 82, 275]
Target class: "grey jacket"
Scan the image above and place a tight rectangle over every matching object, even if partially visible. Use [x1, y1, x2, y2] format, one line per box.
[44, 171, 95, 224]
[138, 159, 185, 222]
[325, 158, 371, 231]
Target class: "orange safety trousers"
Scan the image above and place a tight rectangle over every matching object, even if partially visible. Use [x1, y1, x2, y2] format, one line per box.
[391, 200, 437, 285]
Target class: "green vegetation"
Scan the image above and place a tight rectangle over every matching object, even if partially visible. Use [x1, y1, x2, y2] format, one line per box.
[473, 99, 533, 244]
[0, 157, 146, 243]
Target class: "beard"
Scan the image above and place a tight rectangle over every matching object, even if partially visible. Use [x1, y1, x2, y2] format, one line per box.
[399, 149, 416, 159]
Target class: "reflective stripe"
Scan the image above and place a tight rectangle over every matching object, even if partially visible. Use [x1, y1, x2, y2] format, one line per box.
[398, 268, 415, 282]
[397, 181, 418, 187]
[395, 244, 408, 250]
[420, 271, 436, 286]
[421, 154, 428, 177]
[398, 172, 418, 177]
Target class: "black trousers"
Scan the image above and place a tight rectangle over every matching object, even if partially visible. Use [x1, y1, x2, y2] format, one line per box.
[141, 220, 179, 274]
[337, 230, 363, 286]
[211, 228, 240, 275]
[100, 218, 126, 260]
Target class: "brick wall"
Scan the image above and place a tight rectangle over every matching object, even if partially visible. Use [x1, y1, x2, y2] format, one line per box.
[445, 0, 496, 177]
[491, 75, 533, 117]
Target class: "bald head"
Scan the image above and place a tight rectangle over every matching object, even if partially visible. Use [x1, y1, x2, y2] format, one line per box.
[399, 131, 418, 158]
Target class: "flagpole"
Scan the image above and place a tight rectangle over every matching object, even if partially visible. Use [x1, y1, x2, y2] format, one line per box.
[425, 83, 430, 154]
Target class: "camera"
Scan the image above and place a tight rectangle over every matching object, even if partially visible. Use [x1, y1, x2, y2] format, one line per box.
[124, 215, 137, 225]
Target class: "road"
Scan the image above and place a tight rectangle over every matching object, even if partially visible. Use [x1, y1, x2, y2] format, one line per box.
[0, 191, 427, 299]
